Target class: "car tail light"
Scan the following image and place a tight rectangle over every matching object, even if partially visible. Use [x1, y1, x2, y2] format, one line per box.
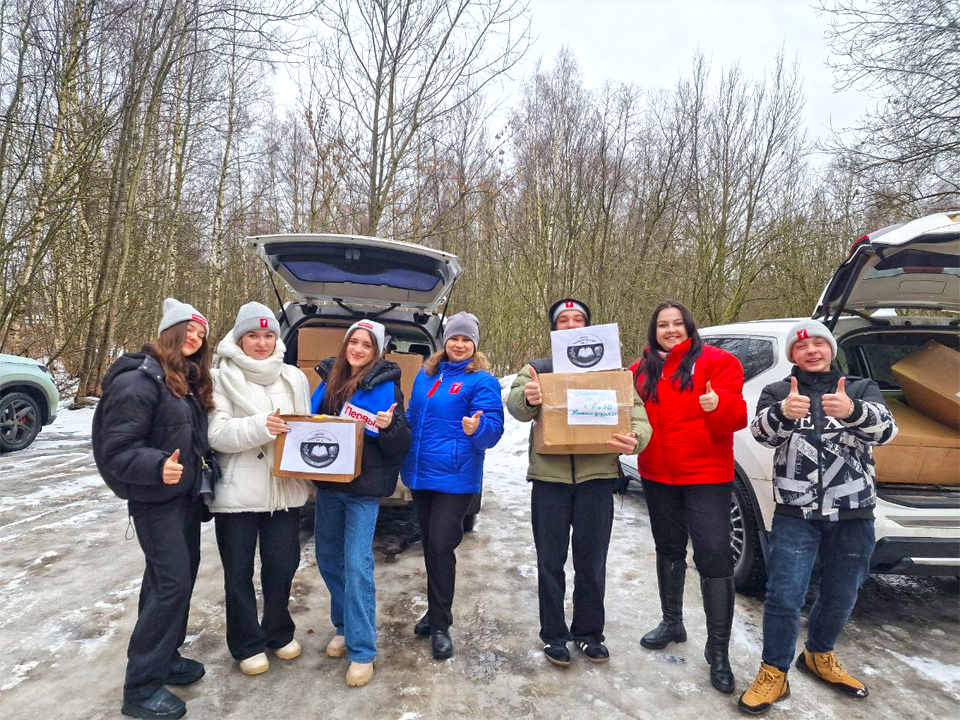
[848, 235, 870, 257]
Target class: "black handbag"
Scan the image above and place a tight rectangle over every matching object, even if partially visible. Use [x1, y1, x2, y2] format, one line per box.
[198, 452, 222, 500]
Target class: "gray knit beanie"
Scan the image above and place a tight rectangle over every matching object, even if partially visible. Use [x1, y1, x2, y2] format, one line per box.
[443, 312, 480, 347]
[158, 297, 208, 335]
[784, 319, 837, 363]
[232, 301, 280, 342]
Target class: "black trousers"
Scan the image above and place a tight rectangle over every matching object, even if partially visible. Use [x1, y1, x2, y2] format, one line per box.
[214, 509, 301, 660]
[124, 495, 203, 701]
[531, 478, 615, 645]
[641, 479, 734, 578]
[411, 489, 474, 632]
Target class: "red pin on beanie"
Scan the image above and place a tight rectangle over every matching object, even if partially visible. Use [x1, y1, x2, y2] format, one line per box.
[232, 301, 279, 342]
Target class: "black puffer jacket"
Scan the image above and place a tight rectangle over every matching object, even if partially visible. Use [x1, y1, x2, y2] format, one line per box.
[92, 351, 209, 503]
[751, 366, 897, 520]
[313, 357, 412, 498]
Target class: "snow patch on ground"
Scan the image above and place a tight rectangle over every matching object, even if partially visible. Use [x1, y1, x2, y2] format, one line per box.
[886, 650, 960, 700]
[0, 660, 39, 692]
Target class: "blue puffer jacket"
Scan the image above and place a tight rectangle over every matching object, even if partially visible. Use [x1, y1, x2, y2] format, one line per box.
[402, 359, 505, 494]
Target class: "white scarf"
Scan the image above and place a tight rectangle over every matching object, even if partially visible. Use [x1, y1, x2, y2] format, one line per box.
[214, 333, 311, 510]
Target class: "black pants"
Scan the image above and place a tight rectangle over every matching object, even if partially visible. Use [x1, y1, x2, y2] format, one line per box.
[641, 479, 734, 578]
[214, 509, 301, 660]
[124, 495, 203, 701]
[531, 478, 615, 645]
[411, 489, 474, 632]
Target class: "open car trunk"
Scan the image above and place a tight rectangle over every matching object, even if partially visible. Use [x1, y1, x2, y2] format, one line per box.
[247, 233, 463, 312]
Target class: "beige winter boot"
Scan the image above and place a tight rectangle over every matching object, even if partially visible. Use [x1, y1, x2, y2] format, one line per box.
[345, 661, 374, 687]
[325, 634, 346, 658]
[275, 639, 301, 660]
[239, 652, 269, 676]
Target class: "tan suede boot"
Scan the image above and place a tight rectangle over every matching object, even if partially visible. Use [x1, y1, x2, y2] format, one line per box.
[345, 661, 374, 687]
[795, 649, 869, 698]
[325, 635, 346, 658]
[738, 663, 790, 715]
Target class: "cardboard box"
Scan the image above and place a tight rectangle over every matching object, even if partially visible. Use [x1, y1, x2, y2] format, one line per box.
[385, 351, 424, 407]
[299, 363, 321, 393]
[297, 326, 347, 364]
[273, 415, 363, 483]
[891, 341, 960, 430]
[873, 400, 959, 486]
[532, 370, 634, 454]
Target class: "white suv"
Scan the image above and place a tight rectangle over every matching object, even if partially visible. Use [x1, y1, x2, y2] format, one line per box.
[621, 211, 960, 591]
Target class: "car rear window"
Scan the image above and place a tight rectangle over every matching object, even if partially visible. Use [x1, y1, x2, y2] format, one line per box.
[282, 261, 440, 292]
[702, 337, 776, 382]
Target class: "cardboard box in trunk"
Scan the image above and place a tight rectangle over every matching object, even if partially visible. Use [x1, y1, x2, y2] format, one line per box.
[891, 341, 960, 430]
[384, 351, 424, 407]
[297, 327, 347, 365]
[299, 363, 321, 393]
[273, 415, 364, 483]
[532, 370, 634, 454]
[873, 400, 959, 486]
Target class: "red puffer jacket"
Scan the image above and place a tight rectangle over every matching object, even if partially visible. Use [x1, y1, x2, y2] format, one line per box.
[630, 339, 747, 486]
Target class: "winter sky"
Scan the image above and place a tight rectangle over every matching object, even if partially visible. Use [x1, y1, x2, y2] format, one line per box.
[521, 0, 873, 141]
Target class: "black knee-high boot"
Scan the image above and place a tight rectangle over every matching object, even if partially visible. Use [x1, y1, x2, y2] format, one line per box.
[701, 576, 735, 693]
[640, 555, 687, 650]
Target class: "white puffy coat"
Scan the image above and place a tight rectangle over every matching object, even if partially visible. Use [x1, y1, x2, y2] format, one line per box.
[207, 334, 313, 513]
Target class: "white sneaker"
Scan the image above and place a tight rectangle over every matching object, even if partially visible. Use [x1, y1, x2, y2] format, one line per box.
[275, 639, 301, 660]
[326, 634, 347, 658]
[240, 652, 269, 675]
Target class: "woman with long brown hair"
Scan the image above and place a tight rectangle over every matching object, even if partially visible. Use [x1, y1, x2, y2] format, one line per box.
[630, 300, 747, 695]
[92, 298, 214, 720]
[309, 319, 411, 687]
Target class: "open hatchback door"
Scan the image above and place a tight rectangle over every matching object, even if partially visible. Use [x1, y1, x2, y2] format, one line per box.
[247, 233, 463, 312]
[814, 212, 960, 327]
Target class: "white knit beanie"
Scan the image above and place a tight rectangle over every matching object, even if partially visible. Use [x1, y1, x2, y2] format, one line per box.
[346, 319, 386, 355]
[158, 297, 208, 335]
[784, 319, 837, 363]
[232, 301, 280, 342]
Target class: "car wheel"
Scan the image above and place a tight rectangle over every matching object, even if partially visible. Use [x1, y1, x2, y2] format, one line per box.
[0, 391, 42, 452]
[731, 476, 766, 593]
[462, 513, 477, 533]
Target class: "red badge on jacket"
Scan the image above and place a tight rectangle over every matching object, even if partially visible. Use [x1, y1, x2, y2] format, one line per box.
[449, 382, 463, 394]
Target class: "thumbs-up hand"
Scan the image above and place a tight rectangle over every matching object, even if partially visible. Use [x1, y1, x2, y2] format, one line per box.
[375, 403, 398, 429]
[524, 367, 542, 407]
[699, 380, 719, 412]
[462, 410, 483, 436]
[266, 408, 290, 437]
[162, 448, 183, 484]
[822, 377, 854, 419]
[781, 376, 811, 420]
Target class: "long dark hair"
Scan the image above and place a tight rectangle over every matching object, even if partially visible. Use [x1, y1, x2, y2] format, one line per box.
[322, 328, 380, 413]
[637, 301, 703, 403]
[144, 321, 214, 411]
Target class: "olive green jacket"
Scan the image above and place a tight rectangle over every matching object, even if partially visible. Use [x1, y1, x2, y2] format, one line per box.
[506, 361, 652, 484]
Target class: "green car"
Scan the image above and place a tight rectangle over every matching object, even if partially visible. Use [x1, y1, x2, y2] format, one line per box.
[0, 353, 60, 452]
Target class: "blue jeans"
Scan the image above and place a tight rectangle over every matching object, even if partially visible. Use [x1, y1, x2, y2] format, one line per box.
[314, 490, 381, 663]
[762, 513, 874, 671]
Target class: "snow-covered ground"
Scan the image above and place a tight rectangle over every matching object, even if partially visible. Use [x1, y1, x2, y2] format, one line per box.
[0, 388, 958, 719]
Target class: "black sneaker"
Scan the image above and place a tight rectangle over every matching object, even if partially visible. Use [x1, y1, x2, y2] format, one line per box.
[543, 643, 571, 667]
[575, 640, 610, 664]
[121, 687, 186, 719]
[414, 613, 431, 637]
[431, 629, 454, 660]
[165, 656, 205, 686]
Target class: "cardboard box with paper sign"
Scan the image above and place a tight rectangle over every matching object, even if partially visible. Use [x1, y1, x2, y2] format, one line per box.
[533, 323, 636, 454]
[273, 415, 364, 483]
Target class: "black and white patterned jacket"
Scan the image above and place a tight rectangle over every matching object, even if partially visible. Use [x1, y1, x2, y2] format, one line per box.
[751, 367, 898, 521]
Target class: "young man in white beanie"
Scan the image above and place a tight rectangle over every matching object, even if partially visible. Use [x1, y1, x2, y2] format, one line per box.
[207, 301, 313, 677]
[739, 319, 897, 715]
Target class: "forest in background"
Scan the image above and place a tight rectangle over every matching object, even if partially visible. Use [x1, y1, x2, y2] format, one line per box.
[0, 0, 956, 392]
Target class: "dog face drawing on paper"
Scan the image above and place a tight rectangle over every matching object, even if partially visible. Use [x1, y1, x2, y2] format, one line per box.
[566, 334, 604, 369]
[300, 429, 340, 469]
